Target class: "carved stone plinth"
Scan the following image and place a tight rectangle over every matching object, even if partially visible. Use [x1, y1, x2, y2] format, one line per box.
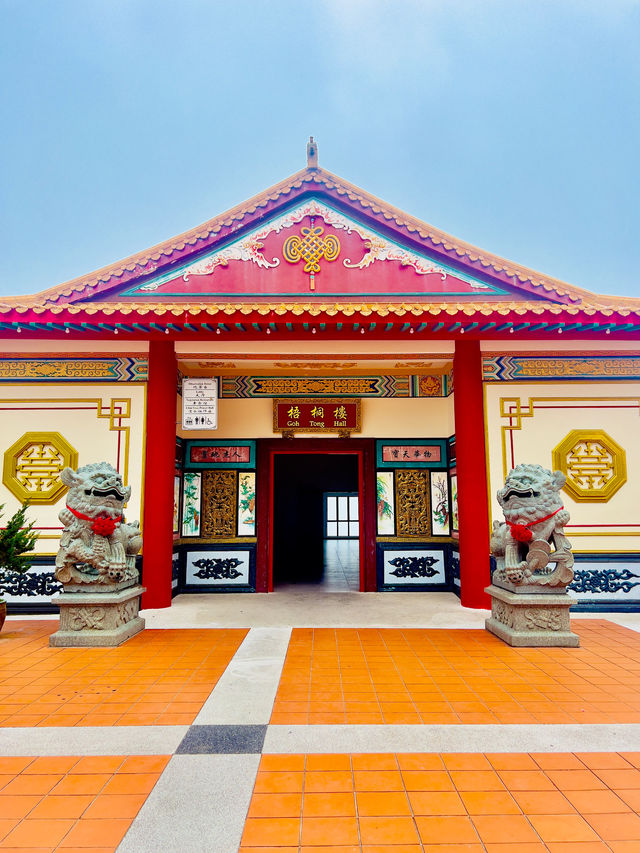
[49, 585, 145, 647]
[484, 584, 579, 647]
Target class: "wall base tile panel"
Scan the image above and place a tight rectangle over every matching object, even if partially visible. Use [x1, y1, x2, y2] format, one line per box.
[184, 547, 255, 590]
[172, 552, 180, 590]
[0, 561, 61, 607]
[377, 543, 452, 590]
[569, 556, 640, 608]
[383, 549, 445, 585]
[451, 549, 460, 590]
[486, 554, 640, 611]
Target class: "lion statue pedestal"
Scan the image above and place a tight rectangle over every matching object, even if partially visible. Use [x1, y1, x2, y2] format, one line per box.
[49, 462, 145, 648]
[485, 464, 579, 648]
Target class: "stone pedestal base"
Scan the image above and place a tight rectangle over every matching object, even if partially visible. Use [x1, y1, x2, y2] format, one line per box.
[484, 584, 580, 647]
[49, 585, 146, 647]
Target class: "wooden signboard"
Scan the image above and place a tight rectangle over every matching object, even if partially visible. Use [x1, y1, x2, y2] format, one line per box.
[273, 398, 361, 434]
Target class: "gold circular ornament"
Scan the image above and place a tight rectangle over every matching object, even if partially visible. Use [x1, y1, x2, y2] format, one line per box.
[552, 429, 626, 503]
[2, 431, 79, 505]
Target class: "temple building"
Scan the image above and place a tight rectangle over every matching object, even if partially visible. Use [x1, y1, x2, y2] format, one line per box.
[1, 140, 639, 613]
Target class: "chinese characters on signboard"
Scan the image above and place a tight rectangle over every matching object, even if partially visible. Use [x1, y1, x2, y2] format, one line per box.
[273, 398, 361, 433]
[189, 445, 251, 464]
[381, 445, 442, 462]
[182, 378, 218, 430]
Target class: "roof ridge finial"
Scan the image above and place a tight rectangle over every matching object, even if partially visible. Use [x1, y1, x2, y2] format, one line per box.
[307, 136, 318, 169]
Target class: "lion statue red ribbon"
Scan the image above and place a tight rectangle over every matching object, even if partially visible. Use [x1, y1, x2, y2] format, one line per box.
[55, 462, 142, 586]
[490, 464, 574, 588]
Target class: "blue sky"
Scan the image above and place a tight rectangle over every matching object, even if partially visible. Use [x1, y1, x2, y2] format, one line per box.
[1, 0, 639, 297]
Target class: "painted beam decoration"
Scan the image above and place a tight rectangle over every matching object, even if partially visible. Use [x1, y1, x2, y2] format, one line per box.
[273, 398, 361, 434]
[0, 358, 148, 382]
[220, 375, 450, 398]
[483, 355, 640, 382]
[122, 200, 507, 300]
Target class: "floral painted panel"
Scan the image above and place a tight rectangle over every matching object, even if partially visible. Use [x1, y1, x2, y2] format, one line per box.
[376, 471, 395, 535]
[430, 471, 450, 536]
[173, 475, 181, 534]
[182, 471, 201, 536]
[237, 472, 256, 536]
[451, 474, 459, 532]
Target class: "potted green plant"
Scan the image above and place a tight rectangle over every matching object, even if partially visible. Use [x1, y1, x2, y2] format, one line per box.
[0, 503, 39, 632]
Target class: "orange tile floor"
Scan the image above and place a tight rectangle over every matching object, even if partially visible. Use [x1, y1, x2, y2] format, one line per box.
[271, 622, 640, 725]
[241, 751, 640, 852]
[0, 622, 247, 727]
[0, 754, 168, 851]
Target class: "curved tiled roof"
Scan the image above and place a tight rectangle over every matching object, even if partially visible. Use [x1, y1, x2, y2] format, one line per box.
[2, 299, 640, 320]
[1, 166, 639, 313]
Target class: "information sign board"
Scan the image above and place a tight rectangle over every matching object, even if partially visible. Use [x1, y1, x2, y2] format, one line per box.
[182, 378, 218, 430]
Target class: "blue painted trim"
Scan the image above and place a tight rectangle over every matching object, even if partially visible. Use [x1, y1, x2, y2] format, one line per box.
[571, 602, 640, 612]
[121, 287, 509, 299]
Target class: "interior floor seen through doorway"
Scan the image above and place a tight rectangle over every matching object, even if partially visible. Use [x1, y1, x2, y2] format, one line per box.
[273, 453, 360, 590]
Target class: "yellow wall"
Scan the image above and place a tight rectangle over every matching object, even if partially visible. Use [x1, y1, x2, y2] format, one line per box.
[175, 340, 455, 357]
[0, 383, 146, 555]
[484, 381, 640, 553]
[0, 341, 148, 354]
[176, 395, 454, 440]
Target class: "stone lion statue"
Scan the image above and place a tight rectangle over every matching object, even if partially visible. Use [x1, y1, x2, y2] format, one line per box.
[490, 463, 573, 589]
[55, 462, 142, 586]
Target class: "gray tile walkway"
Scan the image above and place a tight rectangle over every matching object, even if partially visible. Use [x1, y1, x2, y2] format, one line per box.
[117, 754, 260, 853]
[194, 627, 291, 725]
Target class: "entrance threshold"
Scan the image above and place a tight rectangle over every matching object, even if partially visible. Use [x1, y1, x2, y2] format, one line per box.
[145, 590, 485, 628]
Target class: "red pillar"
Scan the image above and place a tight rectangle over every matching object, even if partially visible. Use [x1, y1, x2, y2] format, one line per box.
[141, 340, 176, 609]
[452, 339, 491, 609]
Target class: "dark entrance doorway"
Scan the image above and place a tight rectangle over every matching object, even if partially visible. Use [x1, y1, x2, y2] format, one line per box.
[273, 454, 359, 588]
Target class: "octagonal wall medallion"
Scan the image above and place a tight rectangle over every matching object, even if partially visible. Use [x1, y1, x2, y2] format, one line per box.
[552, 429, 627, 503]
[3, 432, 79, 505]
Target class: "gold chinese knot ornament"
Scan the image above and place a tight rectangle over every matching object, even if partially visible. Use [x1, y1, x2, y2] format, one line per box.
[283, 225, 340, 288]
[3, 431, 79, 504]
[552, 429, 627, 503]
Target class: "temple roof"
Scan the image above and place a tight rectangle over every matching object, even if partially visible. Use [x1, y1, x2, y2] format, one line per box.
[1, 149, 639, 335]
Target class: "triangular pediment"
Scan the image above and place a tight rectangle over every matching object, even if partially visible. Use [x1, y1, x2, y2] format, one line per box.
[8, 164, 605, 311]
[112, 198, 512, 301]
